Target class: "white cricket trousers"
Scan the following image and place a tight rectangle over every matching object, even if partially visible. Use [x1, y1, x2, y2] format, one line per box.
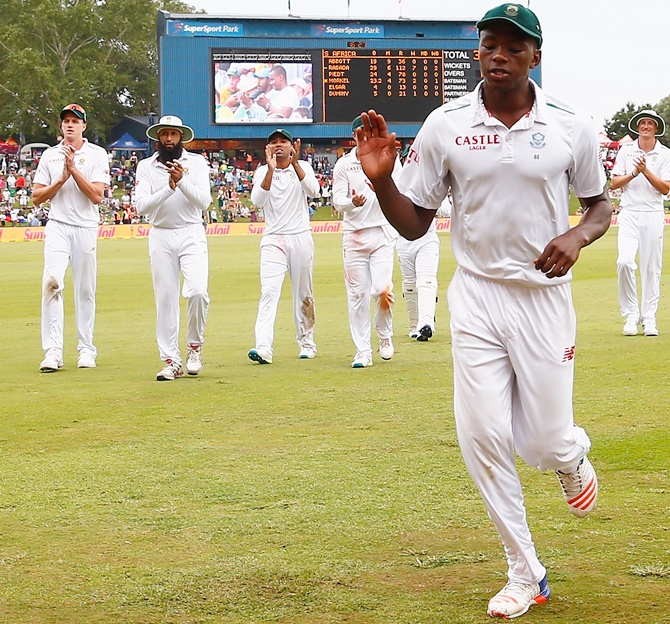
[617, 209, 664, 323]
[149, 224, 209, 366]
[448, 268, 591, 585]
[254, 231, 316, 357]
[397, 232, 440, 331]
[343, 226, 395, 357]
[41, 220, 98, 357]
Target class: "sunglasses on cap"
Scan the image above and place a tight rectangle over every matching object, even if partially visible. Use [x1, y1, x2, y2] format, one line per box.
[60, 104, 87, 122]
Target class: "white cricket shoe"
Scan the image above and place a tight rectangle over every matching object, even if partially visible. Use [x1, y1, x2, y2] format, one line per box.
[299, 346, 316, 359]
[248, 348, 272, 364]
[156, 359, 184, 381]
[40, 350, 64, 373]
[487, 575, 550, 619]
[379, 336, 394, 360]
[643, 320, 658, 336]
[408, 326, 420, 339]
[352, 353, 373, 368]
[556, 456, 598, 518]
[623, 315, 639, 336]
[185, 344, 203, 375]
[77, 351, 97, 368]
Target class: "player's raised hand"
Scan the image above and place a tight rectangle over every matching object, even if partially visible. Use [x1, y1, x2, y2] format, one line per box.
[265, 144, 277, 171]
[291, 139, 302, 165]
[633, 154, 647, 175]
[356, 110, 398, 182]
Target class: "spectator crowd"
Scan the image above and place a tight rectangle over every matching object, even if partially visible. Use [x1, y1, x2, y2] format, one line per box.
[0, 148, 337, 227]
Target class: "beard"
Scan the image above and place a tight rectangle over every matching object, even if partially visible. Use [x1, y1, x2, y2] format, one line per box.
[157, 140, 183, 164]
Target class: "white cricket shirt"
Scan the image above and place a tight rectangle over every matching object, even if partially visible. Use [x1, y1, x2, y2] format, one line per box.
[332, 146, 401, 236]
[398, 80, 605, 287]
[250, 160, 320, 235]
[611, 139, 670, 212]
[135, 150, 212, 228]
[33, 139, 110, 228]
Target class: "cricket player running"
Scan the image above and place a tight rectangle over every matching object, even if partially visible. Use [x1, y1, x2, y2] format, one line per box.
[135, 115, 212, 381]
[248, 128, 320, 364]
[332, 116, 400, 368]
[356, 4, 613, 618]
[33, 104, 110, 372]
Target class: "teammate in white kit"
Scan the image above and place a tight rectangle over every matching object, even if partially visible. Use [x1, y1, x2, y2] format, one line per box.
[248, 129, 320, 365]
[356, 4, 613, 618]
[610, 109, 670, 337]
[332, 116, 399, 368]
[396, 149, 450, 342]
[135, 116, 212, 381]
[33, 104, 109, 372]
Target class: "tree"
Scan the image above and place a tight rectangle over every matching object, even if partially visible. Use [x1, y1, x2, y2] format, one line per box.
[0, 0, 196, 145]
[653, 95, 670, 147]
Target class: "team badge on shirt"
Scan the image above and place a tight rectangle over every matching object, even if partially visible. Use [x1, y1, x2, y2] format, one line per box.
[529, 133, 546, 150]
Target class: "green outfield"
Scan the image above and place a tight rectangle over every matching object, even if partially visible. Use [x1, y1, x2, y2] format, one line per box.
[0, 230, 668, 624]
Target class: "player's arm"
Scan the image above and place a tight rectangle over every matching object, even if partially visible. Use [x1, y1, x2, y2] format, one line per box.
[63, 146, 105, 204]
[534, 188, 612, 279]
[32, 180, 66, 206]
[357, 110, 435, 239]
[174, 157, 212, 211]
[633, 155, 670, 195]
[290, 139, 306, 182]
[250, 163, 271, 207]
[610, 172, 636, 190]
[332, 160, 356, 213]
[292, 144, 320, 197]
[32, 157, 69, 205]
[258, 144, 276, 192]
[135, 162, 174, 216]
[609, 149, 635, 190]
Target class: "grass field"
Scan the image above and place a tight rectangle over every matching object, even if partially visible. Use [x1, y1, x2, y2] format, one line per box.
[0, 230, 669, 624]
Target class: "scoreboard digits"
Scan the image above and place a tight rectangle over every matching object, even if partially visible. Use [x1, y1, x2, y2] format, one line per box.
[322, 48, 480, 124]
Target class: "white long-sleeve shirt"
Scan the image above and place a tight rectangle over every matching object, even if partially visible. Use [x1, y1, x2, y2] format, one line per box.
[332, 146, 401, 234]
[250, 160, 320, 235]
[135, 150, 211, 228]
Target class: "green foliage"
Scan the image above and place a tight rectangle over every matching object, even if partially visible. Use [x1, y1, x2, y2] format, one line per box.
[653, 94, 670, 147]
[0, 231, 669, 623]
[0, 0, 197, 144]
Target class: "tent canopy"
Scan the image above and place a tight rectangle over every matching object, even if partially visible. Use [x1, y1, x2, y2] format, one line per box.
[107, 133, 147, 150]
[0, 138, 19, 154]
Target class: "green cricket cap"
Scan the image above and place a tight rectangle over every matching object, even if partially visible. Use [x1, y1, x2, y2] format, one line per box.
[268, 128, 293, 142]
[476, 3, 543, 48]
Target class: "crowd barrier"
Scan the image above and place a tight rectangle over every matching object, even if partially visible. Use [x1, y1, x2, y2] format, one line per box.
[0, 215, 667, 242]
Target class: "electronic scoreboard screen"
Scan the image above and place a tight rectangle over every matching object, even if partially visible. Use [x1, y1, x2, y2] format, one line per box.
[212, 49, 315, 124]
[322, 49, 481, 123]
[210, 47, 481, 126]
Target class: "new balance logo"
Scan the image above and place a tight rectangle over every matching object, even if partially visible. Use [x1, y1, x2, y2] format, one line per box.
[562, 346, 575, 362]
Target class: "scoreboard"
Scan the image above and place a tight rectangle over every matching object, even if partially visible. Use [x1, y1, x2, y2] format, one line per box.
[322, 48, 480, 123]
[158, 14, 540, 140]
